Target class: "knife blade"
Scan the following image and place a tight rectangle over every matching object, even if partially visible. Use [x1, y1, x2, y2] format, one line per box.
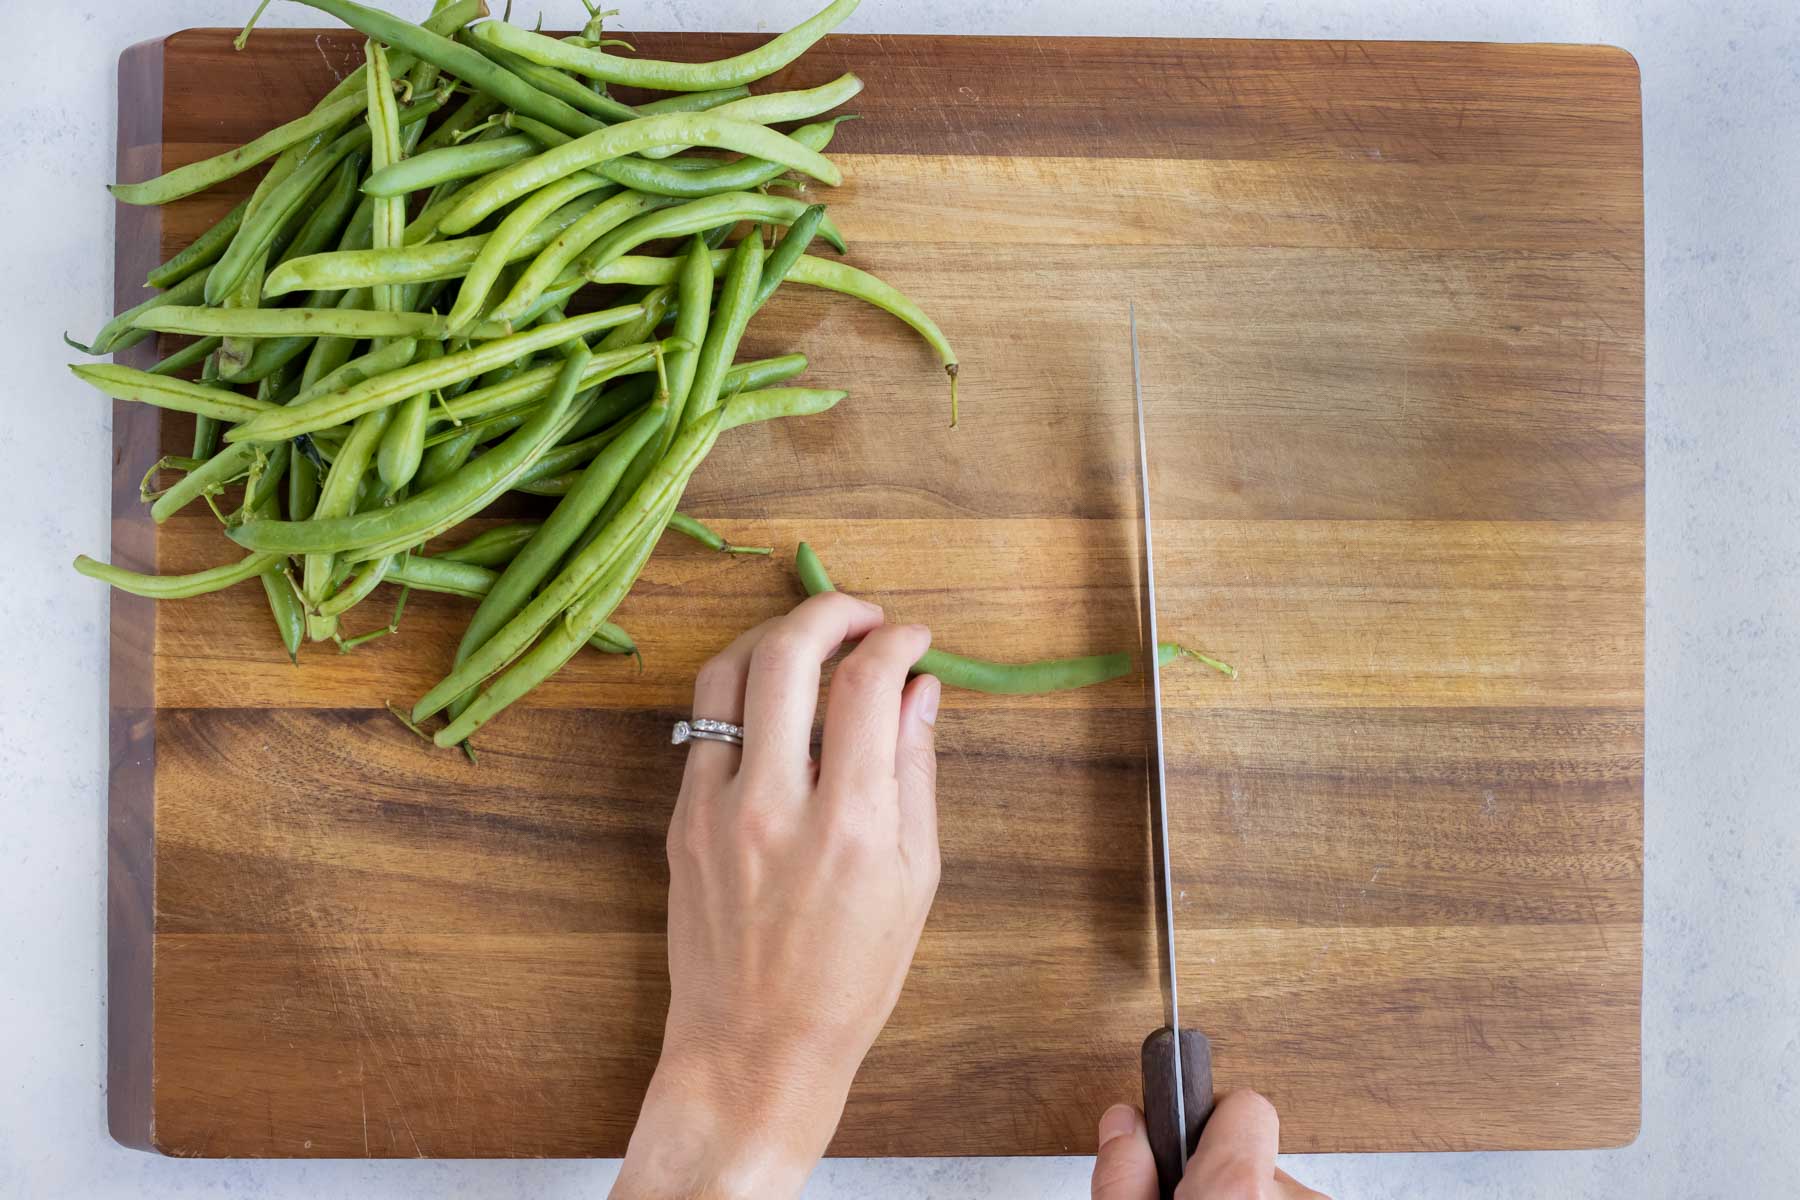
[1131, 304, 1215, 1198]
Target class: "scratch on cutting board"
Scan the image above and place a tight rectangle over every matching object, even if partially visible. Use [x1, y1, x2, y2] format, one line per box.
[316, 34, 347, 82]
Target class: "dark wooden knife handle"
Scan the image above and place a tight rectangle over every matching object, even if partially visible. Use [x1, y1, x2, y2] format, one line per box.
[1141, 1027, 1215, 1198]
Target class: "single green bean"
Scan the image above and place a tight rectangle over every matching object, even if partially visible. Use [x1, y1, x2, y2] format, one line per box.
[668, 513, 772, 555]
[377, 343, 442, 494]
[598, 116, 851, 200]
[638, 73, 862, 158]
[65, 269, 207, 357]
[149, 441, 255, 524]
[459, 29, 641, 123]
[237, 441, 293, 525]
[303, 402, 394, 639]
[288, 448, 320, 522]
[265, 189, 609, 296]
[679, 225, 764, 431]
[653, 236, 714, 461]
[148, 336, 223, 377]
[752, 203, 826, 309]
[414, 422, 480, 489]
[364, 40, 408, 314]
[146, 199, 249, 289]
[579, 192, 842, 291]
[794, 543, 1238, 690]
[231, 344, 592, 558]
[717, 385, 846, 430]
[437, 522, 543, 567]
[437, 111, 842, 236]
[110, 90, 372, 206]
[284, 0, 602, 138]
[633, 86, 750, 115]
[316, 553, 393, 618]
[362, 133, 539, 197]
[485, 189, 676, 327]
[70, 362, 277, 423]
[433, 509, 664, 746]
[134, 305, 526, 341]
[465, 0, 858, 91]
[74, 548, 283, 600]
[260, 566, 307, 664]
[288, 336, 421, 413]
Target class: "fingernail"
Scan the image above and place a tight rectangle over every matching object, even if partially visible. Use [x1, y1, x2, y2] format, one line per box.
[917, 676, 940, 726]
[1097, 1103, 1140, 1146]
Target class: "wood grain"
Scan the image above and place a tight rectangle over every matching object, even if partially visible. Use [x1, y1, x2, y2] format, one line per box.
[107, 29, 1643, 1157]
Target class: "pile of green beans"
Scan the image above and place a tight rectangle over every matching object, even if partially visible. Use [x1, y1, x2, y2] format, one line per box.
[71, 0, 972, 750]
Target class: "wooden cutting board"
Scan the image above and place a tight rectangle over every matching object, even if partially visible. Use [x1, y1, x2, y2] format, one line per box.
[106, 29, 1643, 1157]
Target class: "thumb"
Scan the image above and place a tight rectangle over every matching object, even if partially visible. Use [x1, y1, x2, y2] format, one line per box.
[1091, 1104, 1159, 1200]
[895, 673, 940, 891]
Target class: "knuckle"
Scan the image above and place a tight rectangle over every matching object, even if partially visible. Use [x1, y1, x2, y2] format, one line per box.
[692, 656, 738, 699]
[751, 631, 807, 672]
[830, 654, 887, 693]
[1220, 1088, 1279, 1129]
[1196, 1162, 1264, 1200]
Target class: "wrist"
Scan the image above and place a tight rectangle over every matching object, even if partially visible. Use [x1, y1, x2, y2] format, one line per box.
[612, 1044, 849, 1200]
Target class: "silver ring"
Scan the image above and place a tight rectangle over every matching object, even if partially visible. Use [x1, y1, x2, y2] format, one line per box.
[672, 717, 744, 748]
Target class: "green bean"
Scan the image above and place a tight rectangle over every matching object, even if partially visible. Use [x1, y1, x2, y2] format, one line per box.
[266, 189, 610, 296]
[384, 554, 636, 656]
[585, 193, 842, 290]
[260, 566, 307, 664]
[598, 116, 851, 200]
[288, 336, 421, 413]
[717, 385, 846, 431]
[303, 402, 393, 639]
[485, 190, 676, 327]
[680, 225, 764, 431]
[364, 40, 408, 314]
[65, 269, 207, 358]
[513, 410, 640, 486]
[205, 93, 442, 305]
[465, 0, 859, 92]
[459, 30, 641, 124]
[638, 73, 862, 158]
[794, 542, 1238, 691]
[434, 509, 665, 746]
[231, 343, 593, 559]
[452, 401, 663, 684]
[437, 112, 842, 236]
[415, 422, 480, 489]
[146, 199, 249, 289]
[278, 152, 368, 267]
[752, 204, 826, 309]
[434, 336, 671, 425]
[285, 0, 603, 139]
[295, 285, 372, 399]
[377, 343, 442, 494]
[412, 402, 727, 722]
[437, 522, 542, 567]
[653, 236, 714, 461]
[317, 553, 394, 618]
[633, 86, 750, 115]
[583, 252, 952, 397]
[149, 337, 223, 378]
[414, 91, 505, 155]
[149, 441, 255, 524]
[362, 133, 539, 197]
[446, 172, 617, 334]
[238, 441, 292, 524]
[134, 305, 510, 341]
[70, 362, 278, 423]
[110, 90, 371, 206]
[214, 253, 270, 382]
[74, 547, 283, 600]
[668, 513, 772, 555]
[288, 448, 320, 522]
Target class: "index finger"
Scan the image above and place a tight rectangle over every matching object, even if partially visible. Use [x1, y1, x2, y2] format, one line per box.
[739, 590, 884, 784]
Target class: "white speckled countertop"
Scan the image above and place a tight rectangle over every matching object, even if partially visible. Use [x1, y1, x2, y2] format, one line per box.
[2, 1, 1795, 1196]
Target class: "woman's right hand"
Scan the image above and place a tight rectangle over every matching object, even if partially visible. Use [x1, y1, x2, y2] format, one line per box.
[1090, 1090, 1330, 1199]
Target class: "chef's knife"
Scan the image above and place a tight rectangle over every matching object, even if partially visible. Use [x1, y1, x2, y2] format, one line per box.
[1131, 304, 1215, 1197]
